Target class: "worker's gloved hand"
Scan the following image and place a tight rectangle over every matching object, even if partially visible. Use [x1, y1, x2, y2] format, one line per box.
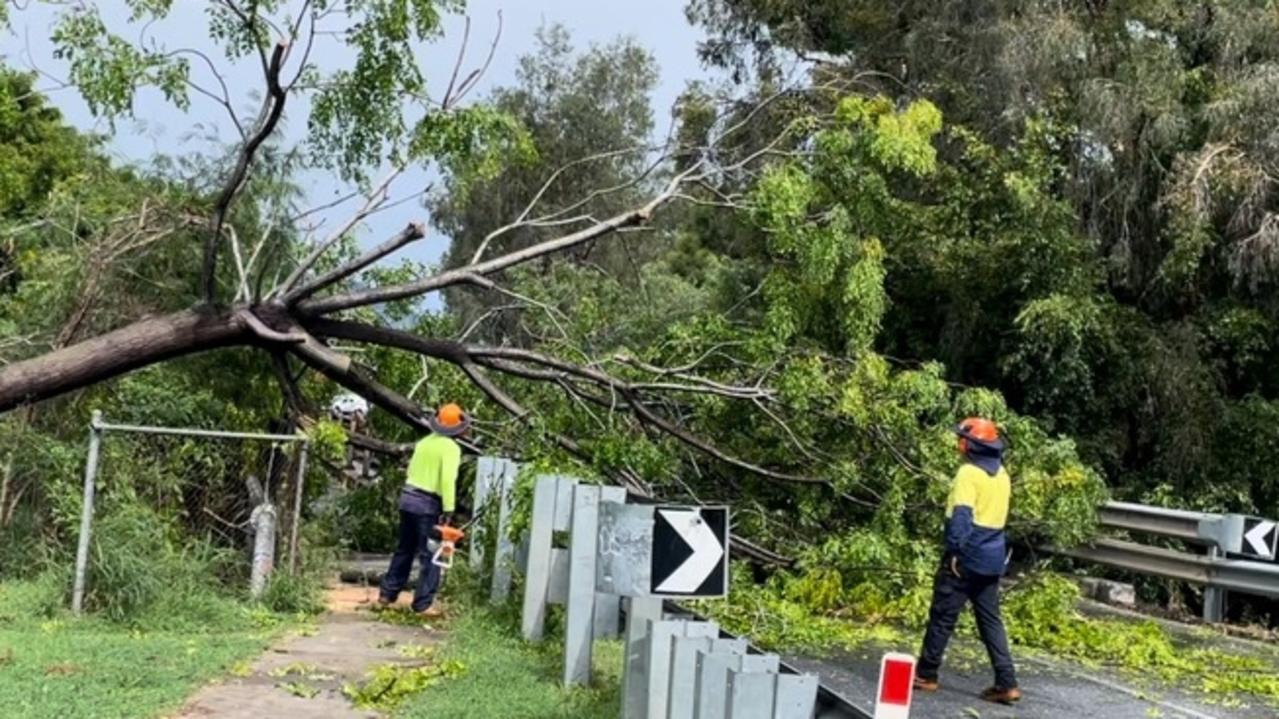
[439, 513, 453, 527]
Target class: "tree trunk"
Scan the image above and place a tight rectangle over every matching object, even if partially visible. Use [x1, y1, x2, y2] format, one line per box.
[0, 308, 248, 413]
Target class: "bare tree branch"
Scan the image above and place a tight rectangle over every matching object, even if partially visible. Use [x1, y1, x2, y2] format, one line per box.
[202, 40, 288, 306]
[282, 222, 426, 305]
[275, 166, 406, 296]
[468, 145, 651, 264]
[300, 167, 699, 315]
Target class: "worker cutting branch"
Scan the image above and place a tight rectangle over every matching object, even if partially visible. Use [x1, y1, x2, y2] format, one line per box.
[378, 403, 469, 617]
[914, 417, 1021, 705]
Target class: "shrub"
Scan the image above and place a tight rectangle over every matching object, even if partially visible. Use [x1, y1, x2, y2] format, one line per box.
[84, 503, 239, 624]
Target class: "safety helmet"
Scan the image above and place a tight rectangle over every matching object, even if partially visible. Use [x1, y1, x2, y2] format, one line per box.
[954, 417, 1005, 453]
[428, 403, 471, 437]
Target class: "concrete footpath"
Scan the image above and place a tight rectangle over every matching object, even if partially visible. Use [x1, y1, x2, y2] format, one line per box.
[170, 583, 442, 719]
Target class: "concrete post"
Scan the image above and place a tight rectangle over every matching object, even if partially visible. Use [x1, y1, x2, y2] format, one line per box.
[249, 500, 277, 599]
[621, 597, 663, 719]
[490, 461, 518, 603]
[71, 410, 104, 616]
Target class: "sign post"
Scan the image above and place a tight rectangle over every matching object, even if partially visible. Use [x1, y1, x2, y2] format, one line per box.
[874, 652, 915, 719]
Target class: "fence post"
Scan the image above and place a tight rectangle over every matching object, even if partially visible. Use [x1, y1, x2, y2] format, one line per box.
[249, 494, 277, 600]
[288, 442, 309, 575]
[71, 410, 104, 616]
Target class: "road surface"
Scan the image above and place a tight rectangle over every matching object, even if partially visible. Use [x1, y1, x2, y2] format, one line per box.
[787, 622, 1279, 719]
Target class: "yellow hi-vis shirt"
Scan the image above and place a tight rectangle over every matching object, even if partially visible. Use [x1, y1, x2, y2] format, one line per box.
[945, 464, 1011, 529]
[405, 434, 461, 512]
[944, 463, 1011, 575]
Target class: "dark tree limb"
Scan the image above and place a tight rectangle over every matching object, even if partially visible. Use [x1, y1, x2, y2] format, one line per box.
[0, 309, 247, 412]
[202, 40, 289, 305]
[270, 351, 308, 416]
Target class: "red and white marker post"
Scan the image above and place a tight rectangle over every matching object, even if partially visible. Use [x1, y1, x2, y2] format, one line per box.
[873, 652, 916, 719]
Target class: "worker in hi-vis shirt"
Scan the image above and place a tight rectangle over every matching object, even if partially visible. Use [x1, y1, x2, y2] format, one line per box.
[913, 417, 1021, 705]
[378, 403, 468, 617]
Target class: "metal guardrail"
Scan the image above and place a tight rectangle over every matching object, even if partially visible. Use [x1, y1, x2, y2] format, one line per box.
[1049, 501, 1279, 622]
[1050, 538, 1279, 598]
[662, 602, 871, 719]
[1097, 502, 1216, 544]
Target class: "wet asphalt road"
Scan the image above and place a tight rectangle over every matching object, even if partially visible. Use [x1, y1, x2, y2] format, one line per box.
[787, 642, 1279, 719]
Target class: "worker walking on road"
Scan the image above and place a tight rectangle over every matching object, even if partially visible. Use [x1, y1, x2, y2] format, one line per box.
[913, 417, 1021, 705]
[378, 403, 469, 617]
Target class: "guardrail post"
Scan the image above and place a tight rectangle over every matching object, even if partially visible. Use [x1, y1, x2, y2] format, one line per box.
[728, 667, 776, 718]
[521, 475, 559, 640]
[773, 674, 819, 719]
[564, 483, 602, 686]
[593, 486, 627, 639]
[1203, 546, 1225, 623]
[489, 460, 518, 603]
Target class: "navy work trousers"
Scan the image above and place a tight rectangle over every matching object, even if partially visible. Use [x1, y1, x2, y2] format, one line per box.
[917, 563, 1018, 689]
[379, 493, 442, 612]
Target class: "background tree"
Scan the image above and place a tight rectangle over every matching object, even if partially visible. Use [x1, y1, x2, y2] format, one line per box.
[432, 25, 661, 343]
[688, 0, 1279, 518]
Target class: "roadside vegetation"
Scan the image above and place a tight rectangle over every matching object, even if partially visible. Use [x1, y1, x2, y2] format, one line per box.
[2, 2, 1279, 715]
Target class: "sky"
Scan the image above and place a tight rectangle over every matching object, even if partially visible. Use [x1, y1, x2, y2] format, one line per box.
[3, 0, 711, 300]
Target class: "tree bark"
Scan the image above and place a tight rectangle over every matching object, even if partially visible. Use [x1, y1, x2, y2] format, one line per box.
[0, 309, 248, 413]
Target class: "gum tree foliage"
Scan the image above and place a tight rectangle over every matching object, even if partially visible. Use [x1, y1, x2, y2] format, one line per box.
[688, 0, 1279, 517]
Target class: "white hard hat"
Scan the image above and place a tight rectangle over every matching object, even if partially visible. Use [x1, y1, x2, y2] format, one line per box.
[329, 393, 369, 420]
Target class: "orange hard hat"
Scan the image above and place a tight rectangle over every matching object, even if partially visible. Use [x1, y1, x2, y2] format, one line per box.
[429, 403, 471, 436]
[954, 417, 1005, 451]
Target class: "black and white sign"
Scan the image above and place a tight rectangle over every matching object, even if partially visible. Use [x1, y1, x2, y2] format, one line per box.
[1241, 518, 1278, 561]
[650, 506, 729, 597]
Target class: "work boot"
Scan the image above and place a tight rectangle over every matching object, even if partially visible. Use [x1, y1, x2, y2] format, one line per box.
[415, 605, 444, 618]
[981, 686, 1022, 705]
[913, 677, 939, 693]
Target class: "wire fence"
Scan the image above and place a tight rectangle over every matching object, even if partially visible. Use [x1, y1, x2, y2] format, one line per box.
[72, 411, 310, 613]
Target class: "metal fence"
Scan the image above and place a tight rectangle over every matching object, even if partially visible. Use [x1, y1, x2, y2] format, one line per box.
[71, 410, 310, 613]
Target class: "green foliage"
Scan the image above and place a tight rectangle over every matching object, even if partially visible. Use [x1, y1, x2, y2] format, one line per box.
[1002, 575, 1279, 703]
[343, 659, 466, 711]
[259, 571, 325, 616]
[688, 0, 1279, 534]
[305, 420, 348, 467]
[50, 7, 190, 116]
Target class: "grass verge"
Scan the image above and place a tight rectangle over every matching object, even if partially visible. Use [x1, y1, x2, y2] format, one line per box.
[0, 574, 304, 719]
[393, 603, 622, 719]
